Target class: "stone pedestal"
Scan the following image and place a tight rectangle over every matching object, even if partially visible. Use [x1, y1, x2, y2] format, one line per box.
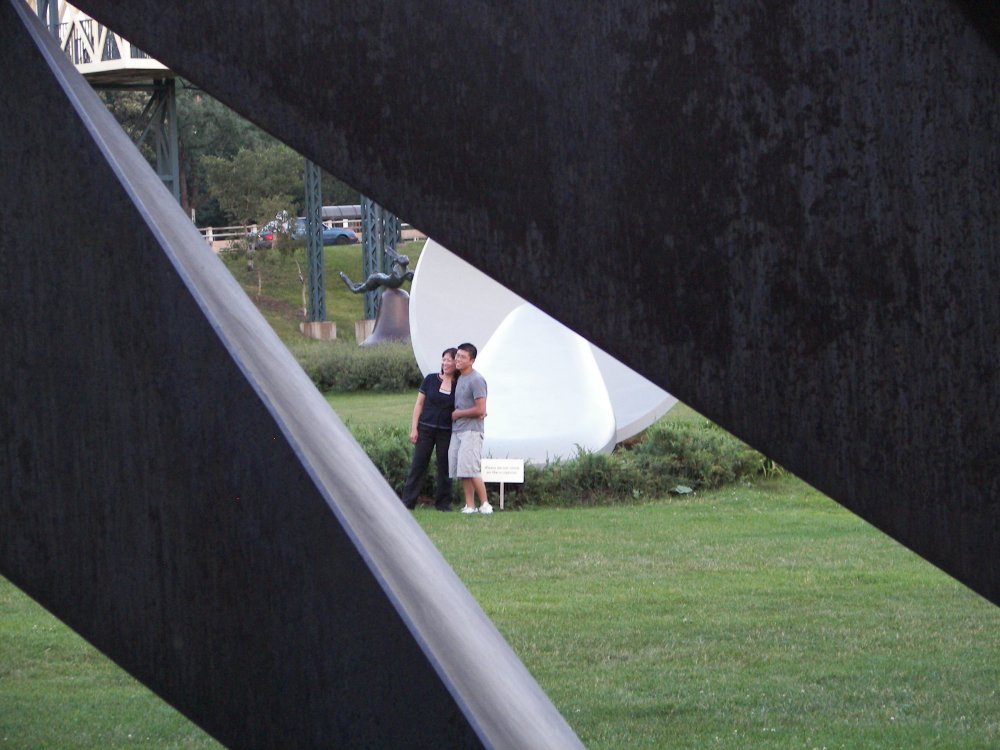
[354, 319, 375, 344]
[299, 321, 337, 340]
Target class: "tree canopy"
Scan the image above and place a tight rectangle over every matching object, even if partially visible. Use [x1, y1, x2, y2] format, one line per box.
[202, 144, 302, 227]
[102, 83, 359, 227]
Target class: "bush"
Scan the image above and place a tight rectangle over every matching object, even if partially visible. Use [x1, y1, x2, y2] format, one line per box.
[351, 424, 414, 495]
[517, 422, 760, 507]
[629, 420, 761, 491]
[289, 341, 422, 392]
[345, 417, 775, 508]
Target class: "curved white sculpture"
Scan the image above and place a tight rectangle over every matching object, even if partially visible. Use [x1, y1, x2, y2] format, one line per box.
[475, 303, 617, 461]
[409, 239, 677, 462]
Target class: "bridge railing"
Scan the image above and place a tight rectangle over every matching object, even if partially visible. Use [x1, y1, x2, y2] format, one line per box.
[197, 225, 255, 253]
[197, 222, 426, 253]
[56, 13, 167, 79]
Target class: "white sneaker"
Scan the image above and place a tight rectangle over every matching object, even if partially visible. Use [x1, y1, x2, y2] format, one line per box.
[460, 506, 478, 514]
[479, 502, 494, 515]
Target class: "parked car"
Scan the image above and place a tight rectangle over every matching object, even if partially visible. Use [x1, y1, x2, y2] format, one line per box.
[253, 217, 360, 249]
[252, 226, 276, 249]
[321, 225, 360, 246]
[250, 218, 284, 249]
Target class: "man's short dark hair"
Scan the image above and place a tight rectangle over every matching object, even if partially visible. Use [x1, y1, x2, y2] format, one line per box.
[457, 342, 477, 360]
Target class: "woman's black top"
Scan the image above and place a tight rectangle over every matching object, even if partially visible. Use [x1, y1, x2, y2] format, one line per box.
[418, 373, 455, 430]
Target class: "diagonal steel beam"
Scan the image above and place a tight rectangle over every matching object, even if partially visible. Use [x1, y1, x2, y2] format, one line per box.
[0, 3, 582, 747]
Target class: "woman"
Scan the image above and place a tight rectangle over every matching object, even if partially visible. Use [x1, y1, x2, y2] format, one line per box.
[401, 348, 458, 511]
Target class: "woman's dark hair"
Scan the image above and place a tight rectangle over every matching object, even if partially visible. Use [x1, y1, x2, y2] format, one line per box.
[440, 347, 458, 376]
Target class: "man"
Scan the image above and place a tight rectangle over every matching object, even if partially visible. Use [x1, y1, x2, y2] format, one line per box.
[449, 343, 492, 514]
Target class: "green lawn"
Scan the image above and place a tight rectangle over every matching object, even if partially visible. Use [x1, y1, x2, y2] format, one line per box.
[0, 579, 221, 748]
[325, 391, 706, 432]
[417, 478, 1000, 749]
[4, 478, 998, 748]
[325, 390, 416, 429]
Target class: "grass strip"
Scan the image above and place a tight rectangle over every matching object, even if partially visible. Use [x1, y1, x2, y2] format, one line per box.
[417, 477, 1000, 749]
[3, 478, 998, 748]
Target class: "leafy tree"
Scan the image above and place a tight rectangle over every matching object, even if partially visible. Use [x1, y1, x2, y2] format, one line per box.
[177, 88, 272, 161]
[321, 167, 358, 207]
[99, 84, 359, 227]
[176, 86, 275, 225]
[202, 144, 303, 226]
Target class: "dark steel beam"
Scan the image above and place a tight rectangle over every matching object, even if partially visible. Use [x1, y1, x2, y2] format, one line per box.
[0, 3, 582, 747]
[68, 0, 1000, 605]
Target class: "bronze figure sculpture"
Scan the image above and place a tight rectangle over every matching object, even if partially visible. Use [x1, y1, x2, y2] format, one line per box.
[339, 247, 413, 293]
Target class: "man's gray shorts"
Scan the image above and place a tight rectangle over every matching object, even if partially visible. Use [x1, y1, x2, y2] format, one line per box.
[448, 431, 483, 478]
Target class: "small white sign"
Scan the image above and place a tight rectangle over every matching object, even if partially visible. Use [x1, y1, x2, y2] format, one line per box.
[481, 458, 524, 483]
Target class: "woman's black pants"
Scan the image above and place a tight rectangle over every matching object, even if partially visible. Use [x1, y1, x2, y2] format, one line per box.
[401, 426, 453, 510]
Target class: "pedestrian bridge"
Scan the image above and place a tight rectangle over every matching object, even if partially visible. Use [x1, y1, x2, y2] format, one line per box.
[35, 1, 171, 84]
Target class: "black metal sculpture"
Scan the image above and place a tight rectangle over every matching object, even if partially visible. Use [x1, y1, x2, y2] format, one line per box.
[4, 0, 1000, 746]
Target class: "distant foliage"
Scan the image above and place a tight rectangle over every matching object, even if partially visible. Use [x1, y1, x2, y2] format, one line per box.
[202, 144, 302, 226]
[289, 341, 423, 392]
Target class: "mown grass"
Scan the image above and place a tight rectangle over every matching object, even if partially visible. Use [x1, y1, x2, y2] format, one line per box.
[7, 242, 995, 747]
[4, 478, 998, 748]
[325, 391, 706, 431]
[0, 580, 221, 748]
[416, 477, 1000, 749]
[325, 389, 416, 428]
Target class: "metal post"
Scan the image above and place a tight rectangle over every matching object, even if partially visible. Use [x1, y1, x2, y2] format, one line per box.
[136, 79, 181, 202]
[36, 0, 58, 36]
[360, 196, 381, 321]
[360, 197, 402, 320]
[304, 159, 325, 321]
[382, 210, 400, 263]
[154, 79, 180, 202]
[163, 79, 180, 203]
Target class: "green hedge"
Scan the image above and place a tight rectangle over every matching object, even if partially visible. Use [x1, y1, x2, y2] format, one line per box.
[516, 420, 763, 507]
[289, 341, 422, 392]
[350, 418, 774, 508]
[352, 424, 415, 495]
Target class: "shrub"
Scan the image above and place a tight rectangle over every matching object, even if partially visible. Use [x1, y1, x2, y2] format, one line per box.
[512, 422, 766, 508]
[516, 450, 654, 508]
[289, 341, 422, 392]
[630, 420, 760, 490]
[351, 424, 413, 495]
[345, 416, 774, 508]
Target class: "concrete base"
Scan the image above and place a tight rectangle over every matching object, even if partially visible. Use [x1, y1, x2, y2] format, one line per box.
[354, 319, 374, 344]
[299, 320, 336, 340]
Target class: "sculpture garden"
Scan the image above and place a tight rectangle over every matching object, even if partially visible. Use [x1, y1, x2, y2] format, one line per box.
[2, 239, 997, 748]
